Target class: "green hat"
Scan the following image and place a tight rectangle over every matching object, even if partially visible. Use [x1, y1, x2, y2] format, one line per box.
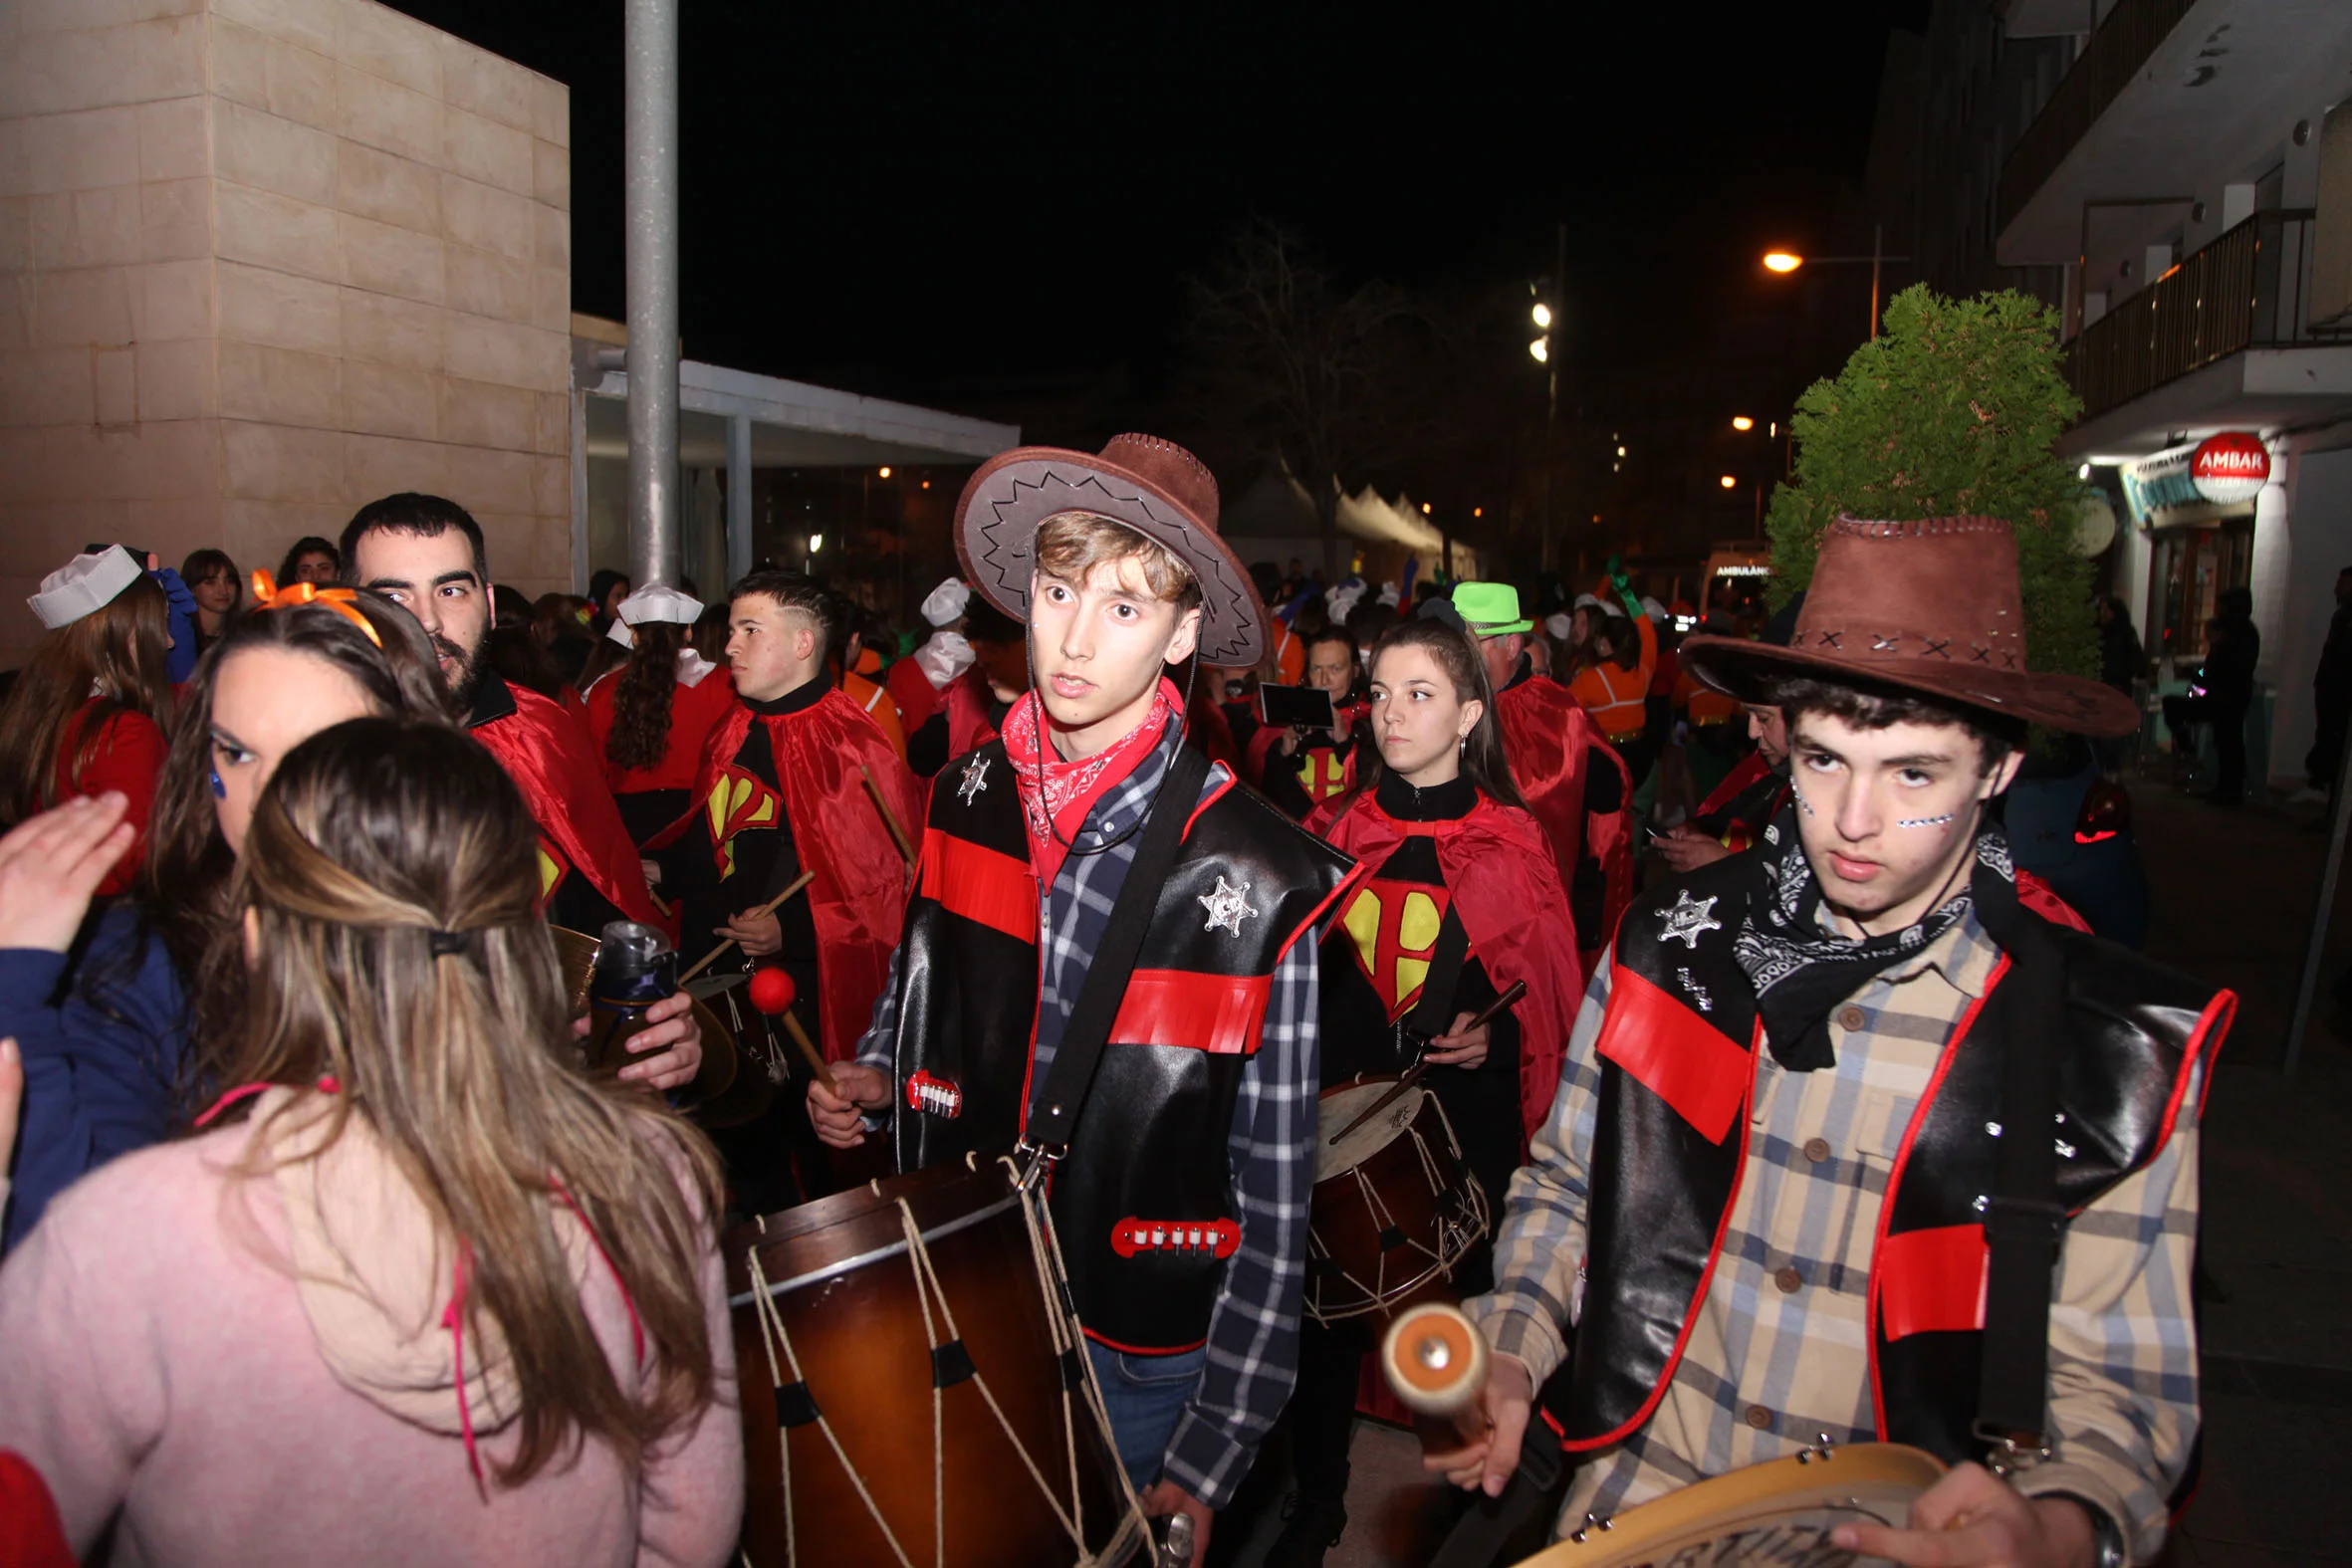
[1451, 580, 1531, 636]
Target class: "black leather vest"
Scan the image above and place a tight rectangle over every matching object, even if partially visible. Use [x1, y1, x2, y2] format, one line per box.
[890, 740, 1357, 1351]
[1560, 852, 2232, 1462]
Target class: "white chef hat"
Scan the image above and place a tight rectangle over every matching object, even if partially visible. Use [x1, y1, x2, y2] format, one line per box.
[29, 547, 142, 630]
[605, 583, 705, 645]
[920, 577, 972, 627]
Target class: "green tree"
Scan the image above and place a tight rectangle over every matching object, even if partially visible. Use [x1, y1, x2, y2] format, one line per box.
[1764, 285, 2096, 681]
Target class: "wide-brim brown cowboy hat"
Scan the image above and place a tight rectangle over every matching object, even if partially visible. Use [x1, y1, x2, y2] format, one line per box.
[953, 433, 1265, 667]
[1680, 515, 2141, 738]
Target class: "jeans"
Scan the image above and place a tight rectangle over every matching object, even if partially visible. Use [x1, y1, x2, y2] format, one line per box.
[1085, 1340, 1208, 1490]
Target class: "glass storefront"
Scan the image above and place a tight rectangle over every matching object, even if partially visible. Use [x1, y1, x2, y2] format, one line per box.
[2147, 521, 2253, 674]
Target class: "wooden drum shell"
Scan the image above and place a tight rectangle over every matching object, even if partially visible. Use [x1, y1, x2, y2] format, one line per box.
[1305, 1077, 1491, 1325]
[725, 1161, 1144, 1568]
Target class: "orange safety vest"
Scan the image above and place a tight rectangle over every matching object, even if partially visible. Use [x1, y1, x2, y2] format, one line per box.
[1571, 661, 1648, 742]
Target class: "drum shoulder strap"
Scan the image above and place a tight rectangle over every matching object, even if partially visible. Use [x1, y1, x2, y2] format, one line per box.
[1976, 919, 2065, 1457]
[1021, 742, 1213, 1155]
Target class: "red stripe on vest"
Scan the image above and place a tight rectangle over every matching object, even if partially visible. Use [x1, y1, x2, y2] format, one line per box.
[1868, 953, 2005, 1436]
[919, 828, 1036, 945]
[1878, 1224, 1989, 1340]
[1593, 965, 1750, 1145]
[1108, 970, 1274, 1055]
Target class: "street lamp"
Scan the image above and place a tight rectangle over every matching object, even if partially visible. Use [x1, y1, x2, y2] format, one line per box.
[1760, 224, 1911, 340]
[877, 466, 891, 479]
[1719, 475, 1737, 490]
[1529, 336, 1548, 363]
[1530, 302, 1552, 330]
[1731, 416, 1755, 431]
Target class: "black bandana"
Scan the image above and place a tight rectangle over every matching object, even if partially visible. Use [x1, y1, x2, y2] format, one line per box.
[1731, 803, 2019, 1071]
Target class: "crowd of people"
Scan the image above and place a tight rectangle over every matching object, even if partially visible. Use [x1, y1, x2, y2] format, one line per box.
[0, 435, 2231, 1568]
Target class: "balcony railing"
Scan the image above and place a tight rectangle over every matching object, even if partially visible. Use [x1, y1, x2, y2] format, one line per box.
[1996, 0, 2198, 237]
[2064, 209, 2331, 421]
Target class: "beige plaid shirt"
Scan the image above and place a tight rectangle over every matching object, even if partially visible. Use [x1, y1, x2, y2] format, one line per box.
[1470, 904, 2204, 1560]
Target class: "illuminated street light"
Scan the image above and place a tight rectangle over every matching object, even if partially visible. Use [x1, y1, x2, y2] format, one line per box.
[810, 533, 824, 551]
[1531, 302, 1553, 330]
[1615, 445, 1626, 457]
[1529, 336, 1549, 363]
[877, 466, 891, 479]
[2078, 463, 2092, 480]
[1763, 252, 1803, 273]
[1421, 502, 1432, 515]
[1473, 507, 1483, 518]
[1719, 475, 1737, 489]
[1732, 416, 1755, 431]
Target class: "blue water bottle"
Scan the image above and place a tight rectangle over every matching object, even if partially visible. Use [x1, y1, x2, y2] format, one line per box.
[585, 921, 677, 1074]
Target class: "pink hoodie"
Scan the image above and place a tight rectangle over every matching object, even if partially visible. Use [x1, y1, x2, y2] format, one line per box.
[0, 1094, 742, 1567]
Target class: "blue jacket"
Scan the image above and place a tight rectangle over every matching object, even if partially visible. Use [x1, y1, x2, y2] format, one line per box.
[0, 907, 189, 1253]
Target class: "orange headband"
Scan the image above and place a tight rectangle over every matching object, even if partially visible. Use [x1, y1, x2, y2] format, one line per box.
[248, 569, 383, 649]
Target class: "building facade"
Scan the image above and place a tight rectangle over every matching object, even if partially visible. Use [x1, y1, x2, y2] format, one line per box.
[1876, 0, 2352, 790]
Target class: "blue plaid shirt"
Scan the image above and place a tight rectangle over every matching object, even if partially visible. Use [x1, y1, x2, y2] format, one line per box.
[855, 723, 1325, 1507]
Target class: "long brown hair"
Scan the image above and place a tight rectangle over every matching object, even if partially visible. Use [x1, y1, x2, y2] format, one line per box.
[1358, 615, 1529, 813]
[222, 718, 724, 1483]
[0, 572, 172, 829]
[143, 592, 454, 1049]
[604, 621, 685, 773]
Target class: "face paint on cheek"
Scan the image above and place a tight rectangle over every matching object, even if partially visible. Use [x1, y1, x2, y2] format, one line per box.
[210, 768, 226, 799]
[1791, 784, 1816, 817]
[1896, 813, 1957, 829]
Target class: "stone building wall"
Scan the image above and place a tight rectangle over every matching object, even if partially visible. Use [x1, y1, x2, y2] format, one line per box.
[0, 0, 572, 665]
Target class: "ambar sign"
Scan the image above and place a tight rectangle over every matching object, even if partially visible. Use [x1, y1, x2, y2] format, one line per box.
[2192, 432, 2271, 505]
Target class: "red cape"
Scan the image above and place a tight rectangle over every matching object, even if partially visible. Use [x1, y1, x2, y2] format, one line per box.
[1696, 749, 1773, 820]
[1311, 790, 1582, 1143]
[942, 671, 1002, 758]
[473, 684, 666, 935]
[887, 653, 941, 733]
[679, 690, 923, 1063]
[1495, 676, 1635, 977]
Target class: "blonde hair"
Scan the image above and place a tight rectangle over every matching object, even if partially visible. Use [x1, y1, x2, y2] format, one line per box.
[222, 717, 724, 1485]
[1034, 512, 1202, 614]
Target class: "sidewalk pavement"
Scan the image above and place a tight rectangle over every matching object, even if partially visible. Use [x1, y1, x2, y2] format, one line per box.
[1218, 778, 2352, 1567]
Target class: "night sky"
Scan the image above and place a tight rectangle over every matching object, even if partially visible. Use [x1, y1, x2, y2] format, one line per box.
[389, 1, 1927, 418]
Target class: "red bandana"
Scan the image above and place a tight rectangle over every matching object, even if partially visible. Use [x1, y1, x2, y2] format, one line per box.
[1002, 676, 1182, 887]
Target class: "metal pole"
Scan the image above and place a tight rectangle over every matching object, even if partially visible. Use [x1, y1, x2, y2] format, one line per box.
[2284, 727, 2352, 1073]
[1869, 221, 1882, 342]
[725, 414, 753, 587]
[623, 0, 680, 590]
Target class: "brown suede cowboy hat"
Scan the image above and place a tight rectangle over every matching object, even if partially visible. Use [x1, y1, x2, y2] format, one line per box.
[1680, 515, 2141, 738]
[953, 433, 1265, 667]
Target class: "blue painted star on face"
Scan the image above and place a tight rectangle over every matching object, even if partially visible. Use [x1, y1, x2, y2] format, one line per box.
[1660, 887, 1723, 950]
[1200, 874, 1256, 937]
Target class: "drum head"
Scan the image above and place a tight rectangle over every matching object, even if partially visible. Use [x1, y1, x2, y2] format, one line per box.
[1512, 1443, 1946, 1568]
[1315, 1078, 1427, 1182]
[552, 926, 767, 1127]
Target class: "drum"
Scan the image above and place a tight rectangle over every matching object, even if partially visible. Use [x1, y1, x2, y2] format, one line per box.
[551, 926, 771, 1128]
[724, 1157, 1150, 1567]
[1305, 1076, 1490, 1325]
[1510, 1442, 1947, 1567]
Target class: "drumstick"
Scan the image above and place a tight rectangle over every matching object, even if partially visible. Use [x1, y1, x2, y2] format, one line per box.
[776, 1009, 837, 1098]
[678, 869, 817, 985]
[1330, 980, 1528, 1145]
[860, 765, 916, 869]
[1380, 1301, 1493, 1455]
